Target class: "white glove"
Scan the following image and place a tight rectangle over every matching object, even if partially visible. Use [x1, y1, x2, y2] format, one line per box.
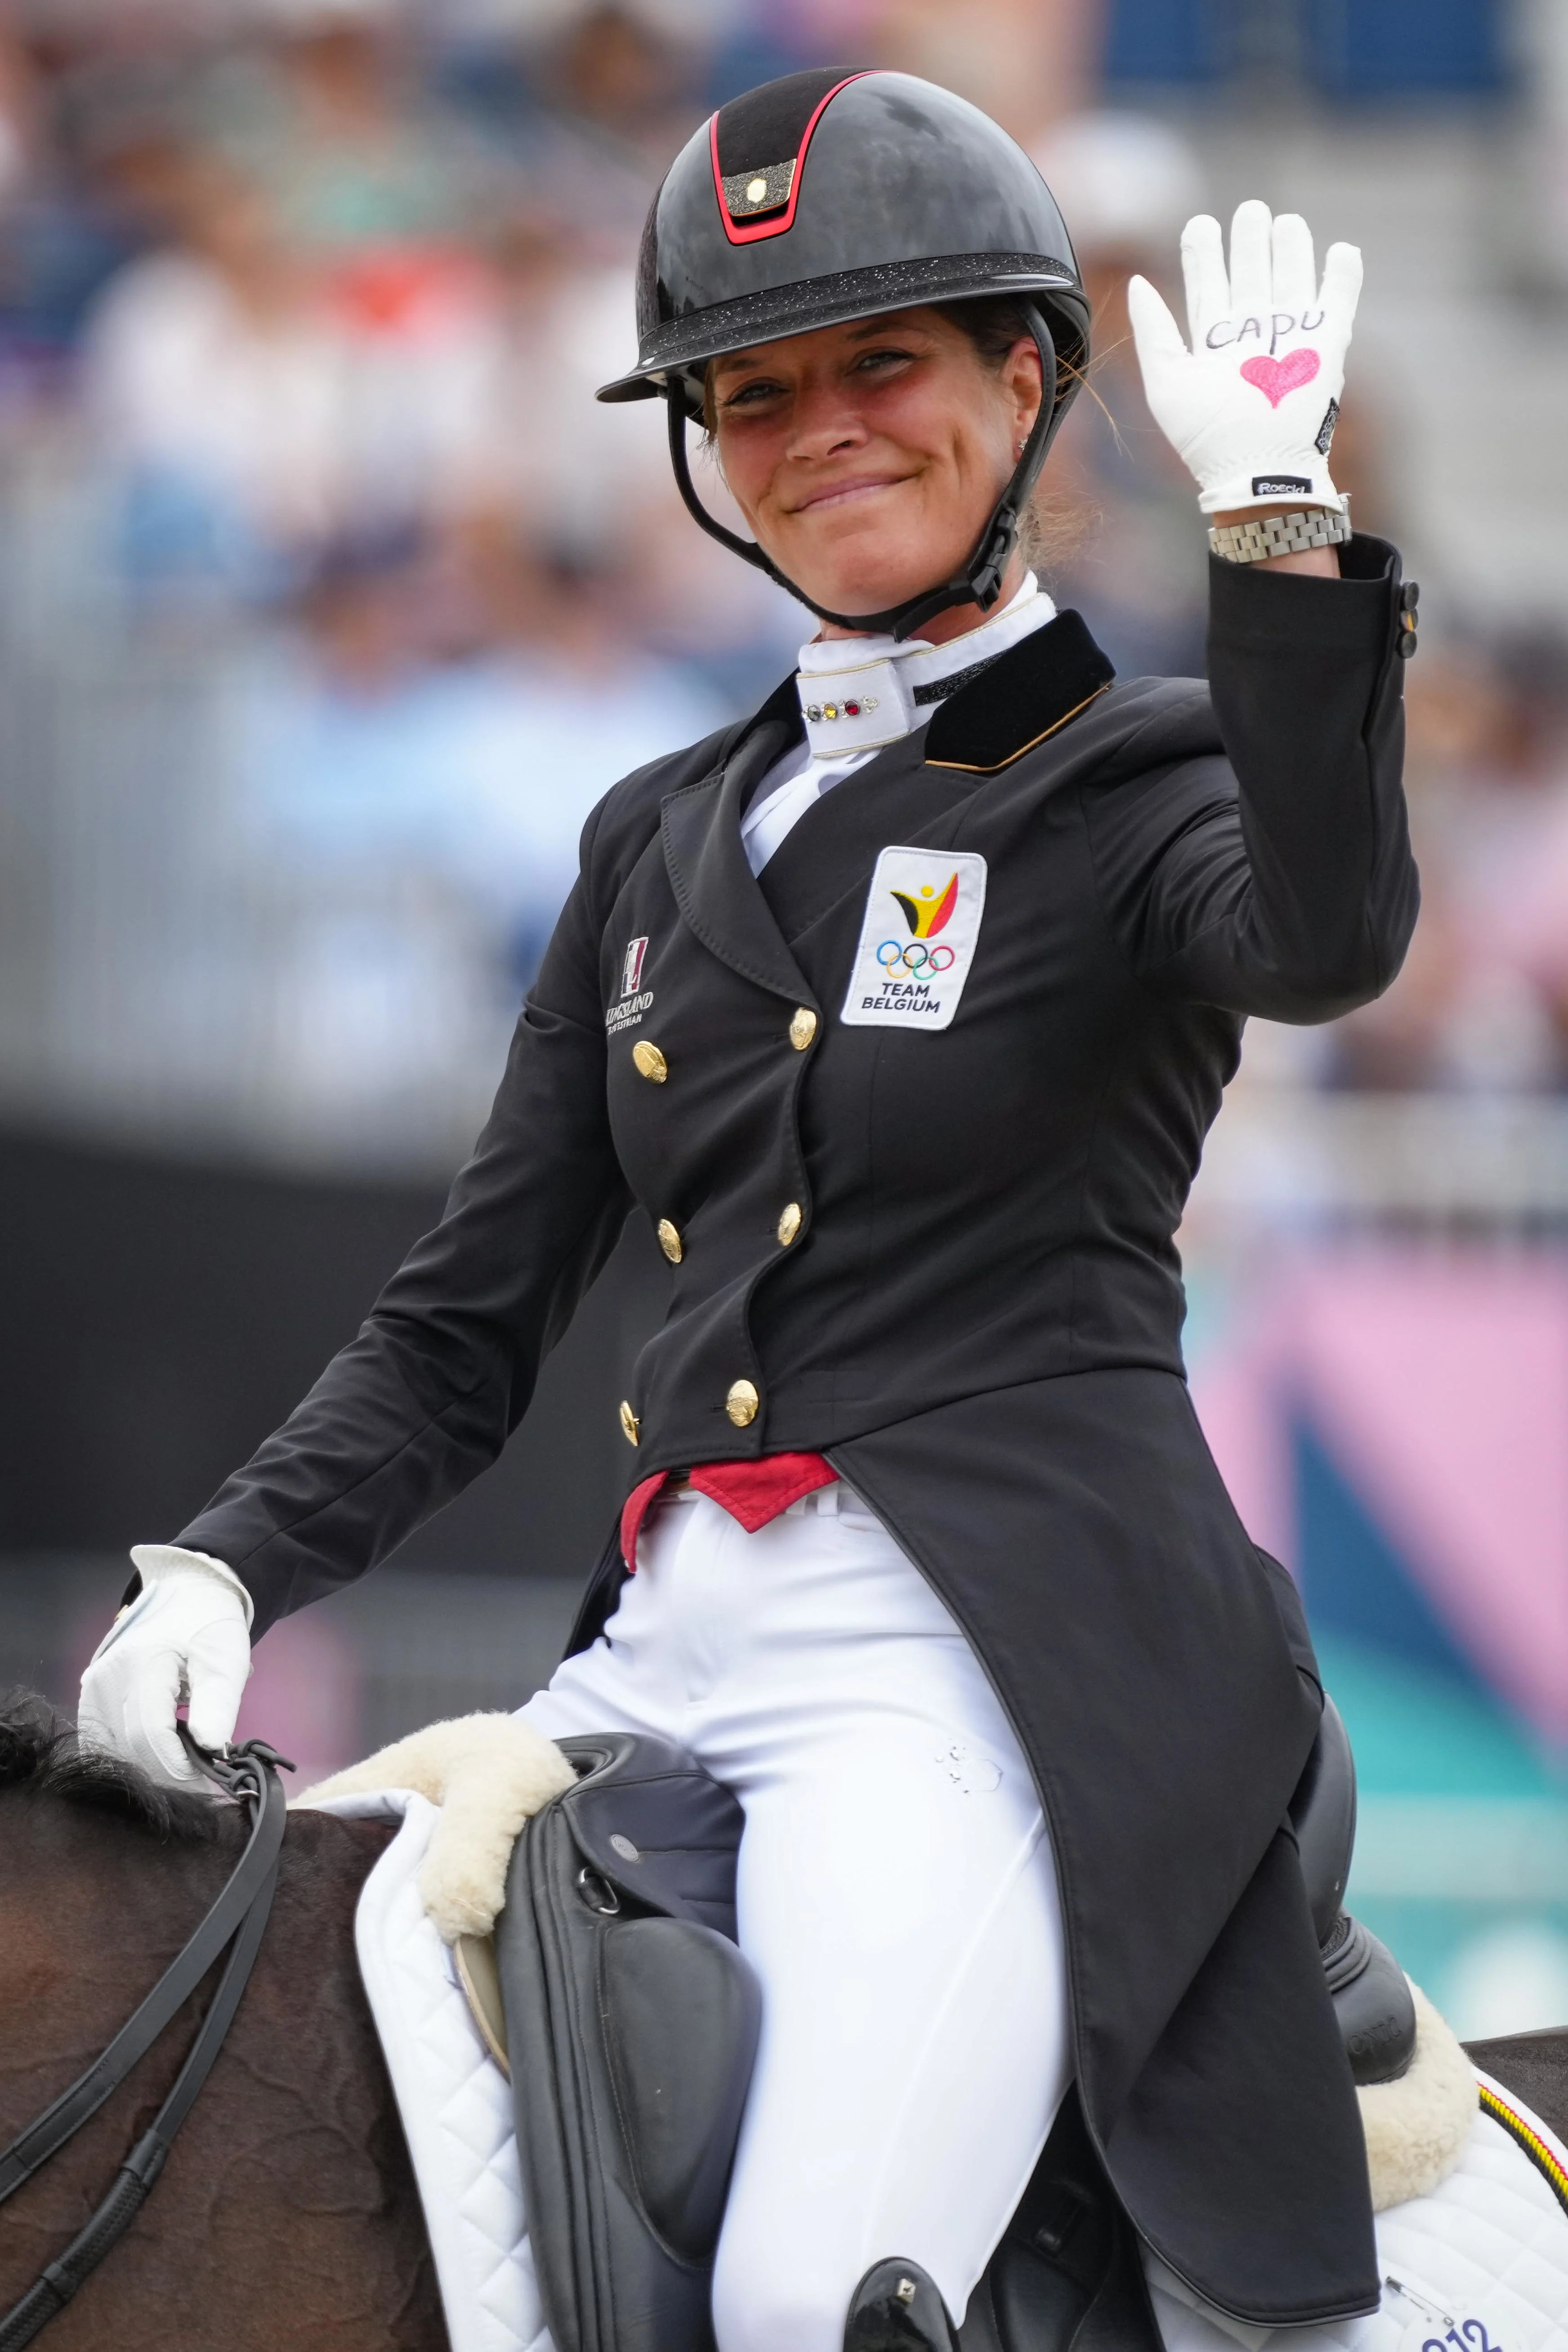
[1127, 199, 1362, 515]
[78, 1545, 253, 1787]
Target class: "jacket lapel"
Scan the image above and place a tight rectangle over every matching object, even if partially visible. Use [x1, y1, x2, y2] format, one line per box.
[755, 735, 980, 945]
[661, 708, 816, 1005]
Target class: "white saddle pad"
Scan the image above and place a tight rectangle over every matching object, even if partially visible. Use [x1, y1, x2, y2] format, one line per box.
[327, 1791, 1568, 2352]
[1149, 2070, 1568, 2352]
[316, 1790, 554, 2352]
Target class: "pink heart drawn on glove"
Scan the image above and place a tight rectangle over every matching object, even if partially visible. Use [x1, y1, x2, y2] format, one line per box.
[1239, 348, 1320, 408]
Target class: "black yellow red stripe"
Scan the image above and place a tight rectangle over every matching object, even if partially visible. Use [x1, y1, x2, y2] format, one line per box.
[1478, 2080, 1568, 2217]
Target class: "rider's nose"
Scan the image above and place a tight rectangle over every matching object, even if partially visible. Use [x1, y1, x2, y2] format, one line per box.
[785, 384, 869, 464]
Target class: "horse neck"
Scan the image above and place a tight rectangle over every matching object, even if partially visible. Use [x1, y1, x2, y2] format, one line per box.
[0, 1796, 446, 2350]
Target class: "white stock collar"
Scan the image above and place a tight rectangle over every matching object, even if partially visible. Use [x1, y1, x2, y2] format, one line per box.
[794, 574, 1056, 761]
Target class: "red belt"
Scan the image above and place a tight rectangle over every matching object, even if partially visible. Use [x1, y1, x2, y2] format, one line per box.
[620, 1453, 836, 1570]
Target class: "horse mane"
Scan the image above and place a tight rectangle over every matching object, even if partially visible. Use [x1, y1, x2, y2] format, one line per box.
[0, 1689, 227, 1843]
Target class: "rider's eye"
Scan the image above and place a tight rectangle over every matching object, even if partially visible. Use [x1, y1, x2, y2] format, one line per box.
[723, 378, 784, 409]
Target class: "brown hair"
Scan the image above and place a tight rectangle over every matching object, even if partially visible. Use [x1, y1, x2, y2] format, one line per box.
[937, 297, 1095, 573]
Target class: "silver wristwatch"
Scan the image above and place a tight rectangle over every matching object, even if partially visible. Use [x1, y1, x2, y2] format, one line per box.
[1208, 506, 1353, 564]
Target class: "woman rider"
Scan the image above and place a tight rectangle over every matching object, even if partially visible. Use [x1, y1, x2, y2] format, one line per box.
[79, 67, 1417, 2352]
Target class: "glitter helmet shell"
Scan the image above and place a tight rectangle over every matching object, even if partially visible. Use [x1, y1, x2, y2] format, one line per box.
[597, 67, 1090, 429]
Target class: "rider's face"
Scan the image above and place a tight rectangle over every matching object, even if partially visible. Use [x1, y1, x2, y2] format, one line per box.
[708, 308, 1042, 632]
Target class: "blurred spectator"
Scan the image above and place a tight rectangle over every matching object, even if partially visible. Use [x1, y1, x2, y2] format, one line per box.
[80, 143, 504, 584]
[1033, 109, 1210, 678]
[443, 1, 710, 249]
[80, 143, 348, 579]
[237, 525, 725, 1046]
[233, 0, 488, 256]
[855, 0, 1095, 138]
[1324, 636, 1568, 1094]
[447, 199, 660, 563]
[0, 29, 149, 395]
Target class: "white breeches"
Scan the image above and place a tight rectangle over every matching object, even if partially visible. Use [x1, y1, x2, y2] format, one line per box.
[518, 1481, 1072, 2352]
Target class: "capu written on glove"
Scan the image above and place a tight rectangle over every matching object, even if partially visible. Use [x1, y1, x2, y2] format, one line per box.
[1128, 197, 1362, 517]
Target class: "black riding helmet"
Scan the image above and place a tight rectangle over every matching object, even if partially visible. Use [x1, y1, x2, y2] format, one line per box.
[596, 68, 1091, 640]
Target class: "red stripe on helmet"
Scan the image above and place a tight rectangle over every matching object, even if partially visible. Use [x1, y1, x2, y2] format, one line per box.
[709, 72, 874, 247]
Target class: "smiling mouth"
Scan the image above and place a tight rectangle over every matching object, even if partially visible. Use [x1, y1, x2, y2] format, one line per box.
[788, 475, 914, 516]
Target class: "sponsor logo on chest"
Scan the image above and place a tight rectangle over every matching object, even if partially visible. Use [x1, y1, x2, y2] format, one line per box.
[606, 934, 653, 1035]
[840, 847, 987, 1032]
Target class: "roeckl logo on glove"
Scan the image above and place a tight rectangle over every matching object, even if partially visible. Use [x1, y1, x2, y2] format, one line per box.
[1126, 199, 1361, 520]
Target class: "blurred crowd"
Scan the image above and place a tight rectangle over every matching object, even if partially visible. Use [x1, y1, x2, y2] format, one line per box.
[0, 0, 1559, 1126]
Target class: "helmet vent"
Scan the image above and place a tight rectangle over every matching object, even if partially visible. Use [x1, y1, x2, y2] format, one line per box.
[710, 66, 871, 242]
[714, 67, 862, 182]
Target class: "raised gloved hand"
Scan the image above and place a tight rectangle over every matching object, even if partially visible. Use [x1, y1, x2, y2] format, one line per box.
[78, 1545, 253, 1787]
[1127, 199, 1362, 515]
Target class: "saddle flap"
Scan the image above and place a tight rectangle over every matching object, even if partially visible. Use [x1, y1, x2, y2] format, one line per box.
[557, 1735, 746, 1942]
[599, 1917, 762, 2260]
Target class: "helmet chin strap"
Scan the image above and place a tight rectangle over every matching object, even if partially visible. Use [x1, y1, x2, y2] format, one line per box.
[665, 308, 1061, 643]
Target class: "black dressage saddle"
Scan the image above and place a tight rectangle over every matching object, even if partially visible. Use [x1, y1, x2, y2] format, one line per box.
[493, 1704, 1411, 2352]
[493, 1733, 762, 2352]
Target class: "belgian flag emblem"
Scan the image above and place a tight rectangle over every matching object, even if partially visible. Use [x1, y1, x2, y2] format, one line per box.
[890, 874, 959, 940]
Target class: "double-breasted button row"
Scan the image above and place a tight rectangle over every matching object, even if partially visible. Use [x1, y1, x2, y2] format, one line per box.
[621, 1009, 812, 1443]
[635, 1011, 812, 1079]
[655, 1204, 798, 1264]
[619, 1382, 762, 1441]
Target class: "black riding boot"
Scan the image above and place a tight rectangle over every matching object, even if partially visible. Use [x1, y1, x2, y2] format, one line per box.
[844, 2259, 959, 2352]
[852, 2095, 1165, 2352]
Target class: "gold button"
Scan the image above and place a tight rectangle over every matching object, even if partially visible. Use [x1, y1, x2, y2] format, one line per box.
[777, 1202, 802, 1246]
[725, 1379, 759, 1427]
[746, 175, 768, 204]
[789, 1008, 818, 1052]
[619, 1399, 639, 1446]
[632, 1040, 668, 1082]
[657, 1218, 683, 1264]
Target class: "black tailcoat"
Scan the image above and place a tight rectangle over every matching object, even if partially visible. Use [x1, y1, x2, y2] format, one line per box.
[179, 537, 1418, 2325]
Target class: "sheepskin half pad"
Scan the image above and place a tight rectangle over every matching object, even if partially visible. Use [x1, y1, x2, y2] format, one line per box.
[299, 1713, 575, 1941]
[1359, 1982, 1475, 2212]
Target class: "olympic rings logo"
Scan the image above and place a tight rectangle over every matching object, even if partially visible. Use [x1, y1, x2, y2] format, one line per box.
[877, 940, 956, 975]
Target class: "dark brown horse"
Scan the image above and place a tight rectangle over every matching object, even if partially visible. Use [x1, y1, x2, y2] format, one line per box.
[0, 1697, 446, 2352]
[0, 1693, 1563, 2352]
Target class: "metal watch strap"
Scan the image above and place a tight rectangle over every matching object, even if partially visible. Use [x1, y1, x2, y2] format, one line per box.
[1207, 507, 1353, 564]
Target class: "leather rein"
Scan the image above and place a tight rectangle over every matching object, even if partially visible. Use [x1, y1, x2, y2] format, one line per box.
[0, 1732, 291, 2350]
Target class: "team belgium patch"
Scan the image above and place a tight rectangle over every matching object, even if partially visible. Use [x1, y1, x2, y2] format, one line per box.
[840, 848, 987, 1032]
